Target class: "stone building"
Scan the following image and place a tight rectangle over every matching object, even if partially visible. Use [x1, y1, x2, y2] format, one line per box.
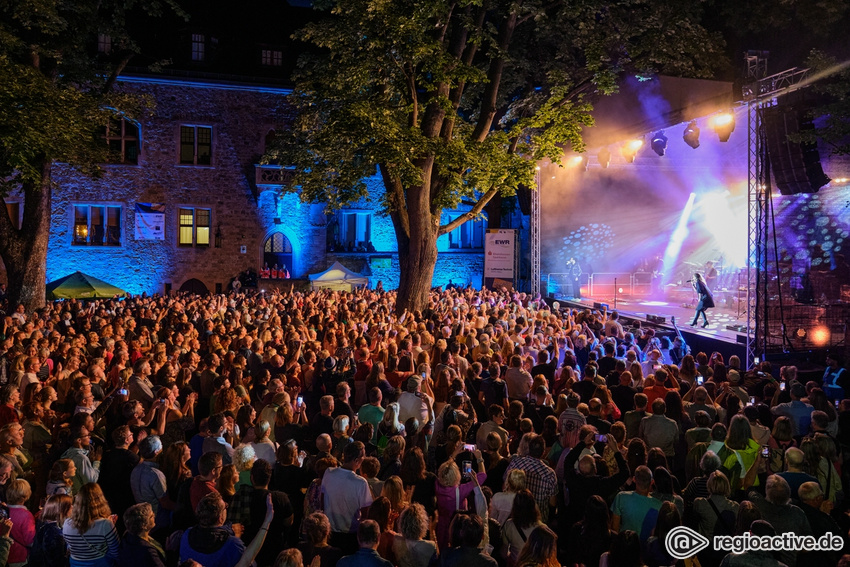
[31, 74, 487, 296]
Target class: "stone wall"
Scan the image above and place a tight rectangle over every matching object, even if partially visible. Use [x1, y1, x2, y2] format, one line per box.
[1, 76, 490, 297]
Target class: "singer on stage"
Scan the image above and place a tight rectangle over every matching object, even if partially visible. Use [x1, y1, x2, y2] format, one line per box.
[690, 272, 714, 328]
[566, 257, 582, 299]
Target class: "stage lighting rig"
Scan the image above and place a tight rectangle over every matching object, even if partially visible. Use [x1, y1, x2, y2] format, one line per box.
[710, 112, 736, 142]
[651, 131, 668, 156]
[683, 120, 700, 149]
[620, 138, 643, 163]
[567, 155, 588, 170]
[597, 147, 611, 168]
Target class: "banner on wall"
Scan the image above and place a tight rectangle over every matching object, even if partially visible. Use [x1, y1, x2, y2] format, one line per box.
[134, 203, 166, 240]
[484, 229, 516, 288]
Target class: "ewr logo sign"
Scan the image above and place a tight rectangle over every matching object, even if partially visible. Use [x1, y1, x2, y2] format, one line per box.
[665, 526, 710, 559]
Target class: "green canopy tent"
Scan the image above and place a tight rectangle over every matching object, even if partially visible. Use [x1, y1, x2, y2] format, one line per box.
[46, 271, 127, 300]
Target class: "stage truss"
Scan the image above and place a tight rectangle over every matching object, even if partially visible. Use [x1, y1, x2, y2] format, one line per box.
[743, 53, 811, 366]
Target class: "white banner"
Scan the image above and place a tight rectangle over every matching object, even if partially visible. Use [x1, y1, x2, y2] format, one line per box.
[134, 203, 165, 240]
[484, 229, 515, 279]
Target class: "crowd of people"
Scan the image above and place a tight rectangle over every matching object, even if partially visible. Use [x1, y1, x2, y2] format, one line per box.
[0, 285, 848, 567]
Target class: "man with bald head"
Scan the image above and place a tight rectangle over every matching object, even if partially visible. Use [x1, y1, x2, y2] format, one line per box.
[777, 447, 819, 500]
[562, 432, 629, 527]
[747, 474, 812, 566]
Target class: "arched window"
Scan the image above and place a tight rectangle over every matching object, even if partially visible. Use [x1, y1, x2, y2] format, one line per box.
[263, 232, 294, 275]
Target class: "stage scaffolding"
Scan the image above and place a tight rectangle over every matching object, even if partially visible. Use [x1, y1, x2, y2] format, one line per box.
[743, 52, 811, 366]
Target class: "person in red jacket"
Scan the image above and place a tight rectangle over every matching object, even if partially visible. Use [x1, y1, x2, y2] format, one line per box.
[0, 385, 21, 428]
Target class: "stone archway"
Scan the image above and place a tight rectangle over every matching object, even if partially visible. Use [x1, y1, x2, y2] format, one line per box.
[179, 278, 209, 295]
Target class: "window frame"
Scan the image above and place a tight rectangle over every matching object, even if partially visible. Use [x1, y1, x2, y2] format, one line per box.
[445, 210, 486, 249]
[191, 33, 205, 62]
[261, 49, 283, 66]
[71, 203, 123, 247]
[103, 117, 140, 165]
[338, 210, 372, 249]
[177, 206, 212, 248]
[179, 125, 213, 166]
[97, 34, 112, 54]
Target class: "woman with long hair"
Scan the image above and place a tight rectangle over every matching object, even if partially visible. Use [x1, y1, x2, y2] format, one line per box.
[679, 354, 698, 384]
[399, 447, 437, 517]
[62, 483, 119, 567]
[235, 404, 257, 445]
[643, 501, 682, 567]
[381, 475, 408, 527]
[515, 525, 559, 567]
[46, 458, 76, 496]
[717, 415, 760, 493]
[158, 441, 192, 515]
[432, 368, 451, 415]
[366, 496, 398, 561]
[502, 489, 543, 565]
[216, 464, 238, 507]
[30, 493, 73, 567]
[566, 495, 614, 567]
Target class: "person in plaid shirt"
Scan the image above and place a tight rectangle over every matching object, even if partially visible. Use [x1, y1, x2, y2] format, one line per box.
[504, 433, 557, 522]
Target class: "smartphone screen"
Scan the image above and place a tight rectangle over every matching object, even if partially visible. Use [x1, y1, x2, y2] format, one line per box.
[297, 396, 303, 406]
[462, 460, 472, 475]
[118, 389, 128, 396]
[754, 357, 760, 364]
[779, 382, 786, 391]
[761, 446, 770, 458]
[749, 396, 756, 406]
[463, 444, 476, 452]
[595, 434, 608, 443]
[696, 376, 704, 385]
[835, 399, 841, 409]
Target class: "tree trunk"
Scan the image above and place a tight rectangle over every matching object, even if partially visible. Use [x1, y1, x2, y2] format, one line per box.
[0, 162, 51, 312]
[395, 221, 438, 313]
[393, 162, 439, 313]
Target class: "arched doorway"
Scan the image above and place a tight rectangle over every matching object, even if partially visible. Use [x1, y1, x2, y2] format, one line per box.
[263, 232, 293, 274]
[179, 278, 209, 295]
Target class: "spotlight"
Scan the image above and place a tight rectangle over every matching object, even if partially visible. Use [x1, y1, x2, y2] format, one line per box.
[567, 155, 588, 170]
[621, 138, 643, 163]
[811, 326, 830, 346]
[597, 147, 611, 168]
[650, 131, 668, 156]
[795, 328, 807, 339]
[710, 112, 736, 142]
[683, 120, 700, 149]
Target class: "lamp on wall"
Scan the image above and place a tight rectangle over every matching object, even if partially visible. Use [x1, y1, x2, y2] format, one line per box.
[214, 226, 222, 248]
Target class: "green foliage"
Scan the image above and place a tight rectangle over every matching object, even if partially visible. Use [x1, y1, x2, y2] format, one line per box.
[0, 0, 185, 194]
[791, 50, 850, 157]
[269, 0, 725, 231]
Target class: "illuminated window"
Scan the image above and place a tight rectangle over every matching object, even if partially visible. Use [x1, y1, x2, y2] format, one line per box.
[178, 207, 211, 247]
[446, 212, 485, 249]
[191, 34, 205, 61]
[103, 118, 139, 164]
[261, 49, 283, 66]
[72, 205, 122, 246]
[179, 125, 212, 165]
[98, 34, 112, 54]
[339, 212, 371, 248]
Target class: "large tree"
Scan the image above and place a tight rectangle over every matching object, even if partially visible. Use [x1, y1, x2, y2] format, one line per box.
[0, 0, 183, 310]
[269, 0, 725, 311]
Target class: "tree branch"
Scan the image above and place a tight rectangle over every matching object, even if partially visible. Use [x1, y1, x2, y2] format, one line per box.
[471, 10, 518, 142]
[437, 185, 499, 235]
[441, 5, 486, 141]
[103, 52, 134, 93]
[379, 164, 410, 239]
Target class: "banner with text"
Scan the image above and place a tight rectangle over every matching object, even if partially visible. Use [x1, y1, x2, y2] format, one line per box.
[484, 229, 516, 288]
[134, 203, 166, 240]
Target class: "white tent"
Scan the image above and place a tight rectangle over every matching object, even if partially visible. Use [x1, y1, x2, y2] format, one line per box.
[308, 261, 370, 291]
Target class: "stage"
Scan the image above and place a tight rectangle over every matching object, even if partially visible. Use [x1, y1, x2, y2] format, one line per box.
[549, 281, 750, 360]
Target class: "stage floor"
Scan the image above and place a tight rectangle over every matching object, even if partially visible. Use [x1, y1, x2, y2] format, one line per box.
[552, 286, 750, 347]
